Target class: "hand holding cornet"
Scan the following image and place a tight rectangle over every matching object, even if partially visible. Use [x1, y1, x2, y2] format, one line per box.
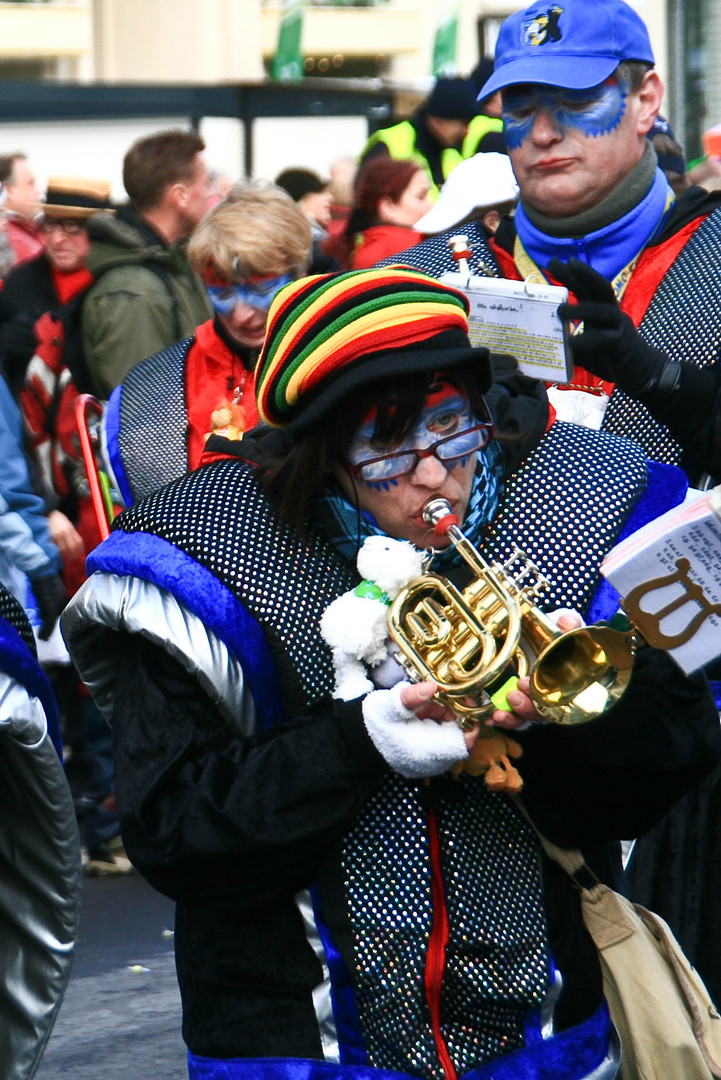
[388, 497, 637, 728]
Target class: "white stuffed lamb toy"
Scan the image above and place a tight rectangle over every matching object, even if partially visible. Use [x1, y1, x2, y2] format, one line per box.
[320, 535, 425, 701]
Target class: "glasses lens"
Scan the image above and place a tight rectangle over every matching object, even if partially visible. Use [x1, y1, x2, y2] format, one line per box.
[359, 452, 417, 483]
[435, 424, 491, 462]
[42, 219, 83, 235]
[356, 424, 492, 483]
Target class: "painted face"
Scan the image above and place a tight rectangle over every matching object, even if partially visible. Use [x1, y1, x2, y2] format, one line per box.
[207, 272, 292, 349]
[503, 73, 648, 217]
[207, 273, 292, 316]
[337, 388, 484, 549]
[503, 78, 628, 150]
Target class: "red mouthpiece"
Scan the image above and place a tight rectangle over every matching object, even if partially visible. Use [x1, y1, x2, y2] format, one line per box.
[433, 513, 459, 536]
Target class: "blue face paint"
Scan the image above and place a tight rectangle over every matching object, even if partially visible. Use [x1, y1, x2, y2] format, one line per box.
[348, 393, 491, 486]
[502, 75, 628, 150]
[207, 272, 292, 315]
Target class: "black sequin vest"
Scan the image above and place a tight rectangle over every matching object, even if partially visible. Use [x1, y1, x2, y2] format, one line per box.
[112, 421, 647, 1077]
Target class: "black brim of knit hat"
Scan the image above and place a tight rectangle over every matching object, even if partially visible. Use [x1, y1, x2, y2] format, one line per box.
[284, 329, 493, 437]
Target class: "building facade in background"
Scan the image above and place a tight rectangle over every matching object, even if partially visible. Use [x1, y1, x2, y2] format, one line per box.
[0, 0, 714, 166]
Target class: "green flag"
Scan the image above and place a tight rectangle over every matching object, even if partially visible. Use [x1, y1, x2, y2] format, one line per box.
[272, 0, 306, 82]
[433, 0, 459, 77]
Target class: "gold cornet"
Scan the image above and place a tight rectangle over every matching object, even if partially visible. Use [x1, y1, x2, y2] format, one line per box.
[387, 497, 637, 728]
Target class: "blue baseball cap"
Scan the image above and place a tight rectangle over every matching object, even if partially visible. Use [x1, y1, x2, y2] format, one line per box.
[479, 0, 655, 98]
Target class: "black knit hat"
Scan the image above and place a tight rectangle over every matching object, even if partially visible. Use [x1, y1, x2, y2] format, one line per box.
[426, 78, 479, 121]
[275, 168, 328, 203]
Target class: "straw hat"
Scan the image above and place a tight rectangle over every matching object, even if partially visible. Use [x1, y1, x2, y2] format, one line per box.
[39, 177, 113, 219]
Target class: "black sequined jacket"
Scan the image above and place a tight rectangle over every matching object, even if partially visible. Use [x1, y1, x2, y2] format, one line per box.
[61, 421, 721, 1073]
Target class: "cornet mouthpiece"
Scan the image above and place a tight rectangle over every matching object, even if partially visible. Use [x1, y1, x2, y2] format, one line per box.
[422, 498, 455, 529]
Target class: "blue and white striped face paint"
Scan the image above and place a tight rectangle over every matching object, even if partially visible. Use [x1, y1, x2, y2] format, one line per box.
[502, 75, 629, 150]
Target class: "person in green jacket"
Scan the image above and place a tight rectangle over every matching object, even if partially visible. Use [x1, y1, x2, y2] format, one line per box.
[80, 129, 213, 398]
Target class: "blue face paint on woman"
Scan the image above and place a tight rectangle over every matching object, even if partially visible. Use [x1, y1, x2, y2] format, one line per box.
[348, 392, 479, 492]
[502, 75, 629, 151]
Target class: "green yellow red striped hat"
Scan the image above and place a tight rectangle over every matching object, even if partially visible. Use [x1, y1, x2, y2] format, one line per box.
[255, 267, 491, 432]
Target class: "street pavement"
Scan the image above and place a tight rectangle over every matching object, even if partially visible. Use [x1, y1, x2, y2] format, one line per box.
[37, 873, 187, 1079]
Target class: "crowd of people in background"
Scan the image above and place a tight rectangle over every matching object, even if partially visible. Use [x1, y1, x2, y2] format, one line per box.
[4, 1, 721, 1075]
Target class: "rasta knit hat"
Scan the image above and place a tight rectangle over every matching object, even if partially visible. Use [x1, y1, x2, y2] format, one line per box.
[255, 268, 492, 434]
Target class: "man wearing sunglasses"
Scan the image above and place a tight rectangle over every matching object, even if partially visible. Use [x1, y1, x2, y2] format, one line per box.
[2, 177, 112, 397]
[103, 181, 312, 505]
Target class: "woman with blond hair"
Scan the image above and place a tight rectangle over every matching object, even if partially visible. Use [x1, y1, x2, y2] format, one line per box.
[103, 180, 312, 505]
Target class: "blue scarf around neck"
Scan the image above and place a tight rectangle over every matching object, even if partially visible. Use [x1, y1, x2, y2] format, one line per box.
[515, 167, 673, 283]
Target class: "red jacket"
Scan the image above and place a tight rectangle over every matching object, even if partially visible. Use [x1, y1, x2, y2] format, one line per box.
[351, 224, 425, 269]
[5, 214, 44, 270]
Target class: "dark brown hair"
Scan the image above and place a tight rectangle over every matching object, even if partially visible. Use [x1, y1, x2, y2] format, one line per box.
[616, 60, 654, 92]
[122, 129, 205, 211]
[0, 153, 26, 186]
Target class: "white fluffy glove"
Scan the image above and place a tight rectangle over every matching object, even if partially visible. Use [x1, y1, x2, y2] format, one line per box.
[362, 681, 468, 779]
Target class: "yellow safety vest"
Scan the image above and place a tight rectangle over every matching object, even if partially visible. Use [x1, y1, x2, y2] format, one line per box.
[360, 120, 463, 201]
[461, 115, 505, 159]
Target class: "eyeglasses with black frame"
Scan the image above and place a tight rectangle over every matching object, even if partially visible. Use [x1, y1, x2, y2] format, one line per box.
[347, 419, 494, 484]
[39, 218, 86, 236]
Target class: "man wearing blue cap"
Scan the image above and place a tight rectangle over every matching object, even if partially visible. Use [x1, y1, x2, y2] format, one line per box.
[384, 0, 721, 488]
[375, 0, 721, 1023]
[478, 0, 721, 484]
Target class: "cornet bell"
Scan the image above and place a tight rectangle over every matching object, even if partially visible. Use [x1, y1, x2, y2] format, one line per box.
[529, 624, 637, 724]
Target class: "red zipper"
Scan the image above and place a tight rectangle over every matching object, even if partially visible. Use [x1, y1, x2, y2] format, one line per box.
[425, 807, 457, 1080]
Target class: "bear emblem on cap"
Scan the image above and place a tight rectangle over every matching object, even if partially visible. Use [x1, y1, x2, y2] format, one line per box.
[522, 5, 564, 46]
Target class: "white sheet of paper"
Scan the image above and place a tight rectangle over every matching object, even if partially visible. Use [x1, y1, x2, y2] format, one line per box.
[441, 271, 572, 383]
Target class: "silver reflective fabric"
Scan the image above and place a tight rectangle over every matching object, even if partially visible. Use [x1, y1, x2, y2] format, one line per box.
[62, 573, 254, 734]
[295, 889, 339, 1063]
[0, 675, 81, 1080]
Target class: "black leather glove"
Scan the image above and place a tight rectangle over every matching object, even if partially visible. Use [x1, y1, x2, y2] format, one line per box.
[550, 257, 673, 398]
[30, 573, 67, 641]
[0, 312, 38, 365]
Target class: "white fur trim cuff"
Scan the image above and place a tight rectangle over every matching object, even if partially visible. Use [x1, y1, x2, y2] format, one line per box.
[362, 682, 468, 779]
